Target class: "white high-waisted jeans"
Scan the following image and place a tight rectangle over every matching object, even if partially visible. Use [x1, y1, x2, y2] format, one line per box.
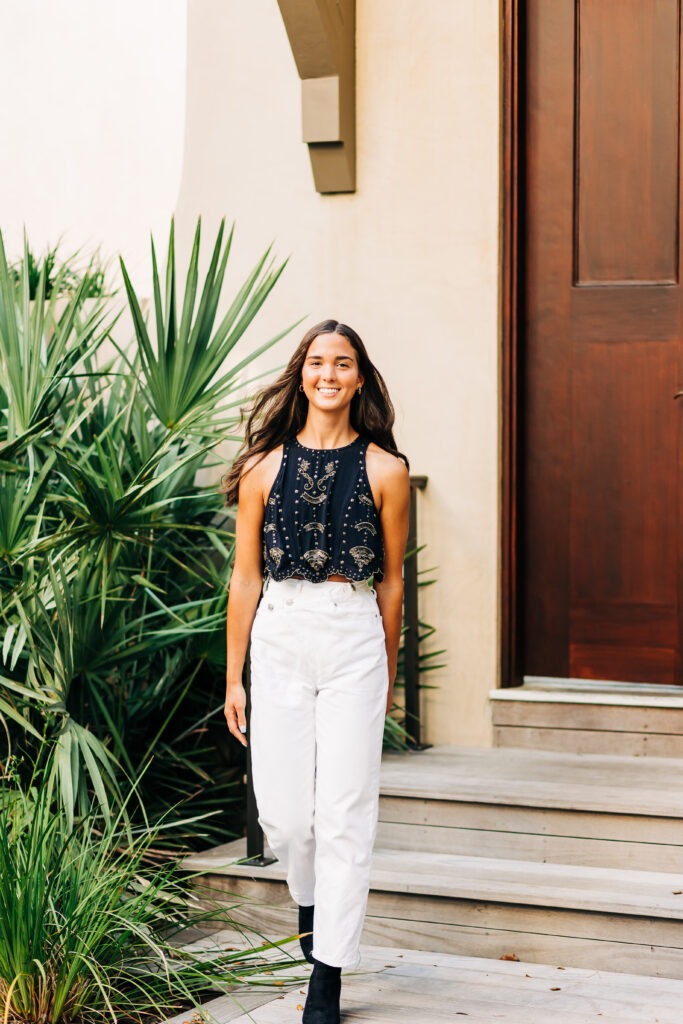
[248, 575, 389, 969]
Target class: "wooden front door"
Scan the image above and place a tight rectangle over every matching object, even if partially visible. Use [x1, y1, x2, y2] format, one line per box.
[522, 0, 683, 684]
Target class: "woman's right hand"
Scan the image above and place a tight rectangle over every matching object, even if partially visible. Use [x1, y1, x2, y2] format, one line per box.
[224, 681, 248, 747]
[224, 451, 270, 751]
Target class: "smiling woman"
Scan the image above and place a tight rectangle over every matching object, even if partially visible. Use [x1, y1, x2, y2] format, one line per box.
[219, 318, 411, 1023]
[301, 335, 361, 414]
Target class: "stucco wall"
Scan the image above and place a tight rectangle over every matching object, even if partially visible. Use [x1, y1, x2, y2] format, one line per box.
[176, 0, 501, 747]
[0, 0, 186, 288]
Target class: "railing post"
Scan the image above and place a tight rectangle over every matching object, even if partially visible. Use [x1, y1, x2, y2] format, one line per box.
[404, 476, 428, 749]
[240, 637, 276, 866]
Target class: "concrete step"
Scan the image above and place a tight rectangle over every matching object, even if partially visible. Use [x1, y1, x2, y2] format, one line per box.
[377, 744, 683, 869]
[182, 838, 683, 979]
[489, 683, 683, 756]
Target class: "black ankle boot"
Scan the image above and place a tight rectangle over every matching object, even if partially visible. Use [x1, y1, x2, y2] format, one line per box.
[298, 903, 315, 963]
[302, 957, 341, 1024]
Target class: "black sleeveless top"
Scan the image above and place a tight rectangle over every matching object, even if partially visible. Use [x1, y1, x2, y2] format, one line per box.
[262, 434, 385, 583]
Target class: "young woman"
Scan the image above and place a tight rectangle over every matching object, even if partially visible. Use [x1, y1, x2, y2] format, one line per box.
[221, 319, 410, 1024]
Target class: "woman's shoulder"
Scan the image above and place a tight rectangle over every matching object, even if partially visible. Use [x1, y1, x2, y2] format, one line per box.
[240, 443, 286, 476]
[239, 443, 288, 507]
[367, 440, 408, 473]
[365, 441, 410, 500]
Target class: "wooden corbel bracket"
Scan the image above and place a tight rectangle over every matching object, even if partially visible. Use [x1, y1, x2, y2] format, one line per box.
[276, 0, 356, 193]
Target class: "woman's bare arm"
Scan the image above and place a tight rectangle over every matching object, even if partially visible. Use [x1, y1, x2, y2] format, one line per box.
[224, 455, 267, 748]
[372, 452, 411, 714]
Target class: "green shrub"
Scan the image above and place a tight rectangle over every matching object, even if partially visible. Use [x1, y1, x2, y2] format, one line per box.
[7, 238, 111, 299]
[0, 752, 305, 1024]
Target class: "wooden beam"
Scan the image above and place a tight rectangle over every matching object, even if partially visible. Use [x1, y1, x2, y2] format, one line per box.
[277, 0, 356, 193]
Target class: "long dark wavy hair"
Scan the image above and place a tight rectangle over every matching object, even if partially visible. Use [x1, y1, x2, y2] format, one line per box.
[219, 319, 409, 506]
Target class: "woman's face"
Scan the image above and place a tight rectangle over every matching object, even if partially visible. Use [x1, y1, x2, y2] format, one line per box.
[300, 332, 364, 412]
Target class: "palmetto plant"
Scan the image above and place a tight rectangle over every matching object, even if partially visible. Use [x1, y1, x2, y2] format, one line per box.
[0, 217, 303, 841]
[118, 219, 296, 432]
[7, 238, 110, 300]
[0, 231, 113, 459]
[0, 752, 306, 1024]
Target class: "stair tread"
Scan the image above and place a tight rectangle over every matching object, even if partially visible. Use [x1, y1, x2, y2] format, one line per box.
[183, 838, 683, 918]
[380, 744, 683, 816]
[163, 941, 683, 1023]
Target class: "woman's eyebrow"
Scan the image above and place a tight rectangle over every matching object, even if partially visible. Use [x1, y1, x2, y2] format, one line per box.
[305, 353, 353, 360]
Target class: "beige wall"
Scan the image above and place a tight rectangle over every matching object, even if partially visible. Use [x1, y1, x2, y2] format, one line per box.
[0, 0, 186, 288]
[176, 0, 502, 747]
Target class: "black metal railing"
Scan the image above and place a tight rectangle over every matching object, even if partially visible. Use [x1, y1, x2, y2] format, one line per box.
[240, 473, 428, 862]
[241, 653, 275, 864]
[404, 475, 428, 749]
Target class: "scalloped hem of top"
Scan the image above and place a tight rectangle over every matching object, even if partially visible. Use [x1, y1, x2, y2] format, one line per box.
[264, 567, 383, 585]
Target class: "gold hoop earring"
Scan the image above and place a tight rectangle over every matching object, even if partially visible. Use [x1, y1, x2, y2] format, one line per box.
[299, 384, 305, 392]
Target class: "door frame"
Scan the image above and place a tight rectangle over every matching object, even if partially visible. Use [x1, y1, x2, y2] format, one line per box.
[500, 0, 523, 687]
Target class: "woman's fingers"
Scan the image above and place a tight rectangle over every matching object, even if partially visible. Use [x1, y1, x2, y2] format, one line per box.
[226, 705, 248, 747]
[225, 686, 248, 747]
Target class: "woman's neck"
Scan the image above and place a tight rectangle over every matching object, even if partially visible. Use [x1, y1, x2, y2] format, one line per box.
[296, 414, 358, 450]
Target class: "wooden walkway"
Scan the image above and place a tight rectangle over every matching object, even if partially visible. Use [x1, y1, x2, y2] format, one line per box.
[164, 940, 683, 1023]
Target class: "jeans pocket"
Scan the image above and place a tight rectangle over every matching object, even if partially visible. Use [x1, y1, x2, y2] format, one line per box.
[339, 603, 384, 639]
[250, 599, 272, 638]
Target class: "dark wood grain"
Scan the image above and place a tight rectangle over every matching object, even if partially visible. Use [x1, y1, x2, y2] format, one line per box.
[522, 0, 683, 684]
[501, 0, 523, 687]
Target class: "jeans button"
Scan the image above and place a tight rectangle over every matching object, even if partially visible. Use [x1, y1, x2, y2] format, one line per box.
[285, 598, 293, 605]
[267, 602, 274, 610]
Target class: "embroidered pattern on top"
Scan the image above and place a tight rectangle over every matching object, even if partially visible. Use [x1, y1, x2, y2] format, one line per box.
[349, 544, 374, 568]
[262, 439, 383, 581]
[296, 457, 336, 566]
[350, 488, 379, 567]
[298, 458, 337, 505]
[302, 547, 330, 569]
[268, 546, 284, 567]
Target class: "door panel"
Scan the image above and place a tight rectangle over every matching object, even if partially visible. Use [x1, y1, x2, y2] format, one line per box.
[523, 0, 683, 683]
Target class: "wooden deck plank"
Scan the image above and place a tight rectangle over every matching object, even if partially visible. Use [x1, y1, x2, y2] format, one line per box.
[379, 795, 683, 842]
[183, 839, 683, 920]
[488, 687, 683, 709]
[164, 942, 683, 1023]
[378, 745, 683, 816]
[494, 725, 683, 757]
[375, 818, 683, 870]
[196, 876, 683, 948]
